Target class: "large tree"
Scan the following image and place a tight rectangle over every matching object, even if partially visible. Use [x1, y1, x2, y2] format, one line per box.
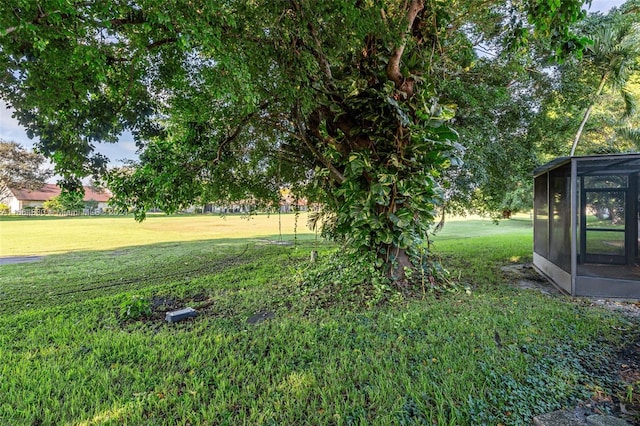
[0, 140, 51, 202]
[0, 0, 589, 287]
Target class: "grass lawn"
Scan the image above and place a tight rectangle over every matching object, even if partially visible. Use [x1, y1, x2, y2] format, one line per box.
[0, 213, 315, 256]
[0, 214, 638, 425]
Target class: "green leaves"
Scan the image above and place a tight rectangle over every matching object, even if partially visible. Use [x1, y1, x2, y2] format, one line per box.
[119, 295, 152, 321]
[525, 0, 591, 59]
[370, 182, 392, 205]
[346, 153, 371, 177]
[385, 96, 411, 127]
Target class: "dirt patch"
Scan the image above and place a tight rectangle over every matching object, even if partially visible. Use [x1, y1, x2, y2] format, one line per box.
[578, 333, 640, 424]
[501, 263, 564, 296]
[590, 298, 640, 320]
[501, 263, 640, 318]
[255, 239, 294, 246]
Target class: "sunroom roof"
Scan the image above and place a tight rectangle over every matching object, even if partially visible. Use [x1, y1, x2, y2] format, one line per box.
[533, 153, 640, 177]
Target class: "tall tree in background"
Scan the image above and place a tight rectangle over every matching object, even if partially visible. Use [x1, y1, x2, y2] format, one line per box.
[434, 56, 546, 220]
[456, 3, 640, 220]
[0, 0, 590, 288]
[569, 17, 640, 156]
[426, 1, 572, 220]
[437, 1, 639, 220]
[0, 140, 52, 202]
[529, 4, 640, 160]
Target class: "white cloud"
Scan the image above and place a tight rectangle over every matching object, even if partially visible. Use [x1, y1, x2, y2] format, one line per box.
[589, 0, 626, 13]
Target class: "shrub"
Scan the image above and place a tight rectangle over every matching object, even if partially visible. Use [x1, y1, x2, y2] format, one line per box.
[43, 197, 63, 212]
[119, 295, 152, 320]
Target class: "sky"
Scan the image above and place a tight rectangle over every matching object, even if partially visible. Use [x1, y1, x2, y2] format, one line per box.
[0, 0, 628, 168]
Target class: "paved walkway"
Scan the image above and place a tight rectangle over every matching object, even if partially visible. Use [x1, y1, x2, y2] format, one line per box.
[0, 256, 44, 265]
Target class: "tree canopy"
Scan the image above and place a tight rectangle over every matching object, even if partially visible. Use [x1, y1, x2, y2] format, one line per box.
[0, 0, 594, 287]
[531, 4, 640, 158]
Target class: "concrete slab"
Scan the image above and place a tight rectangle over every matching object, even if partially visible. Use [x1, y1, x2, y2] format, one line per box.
[586, 415, 632, 426]
[532, 410, 587, 426]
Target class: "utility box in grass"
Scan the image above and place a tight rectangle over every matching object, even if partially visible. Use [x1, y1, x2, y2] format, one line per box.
[165, 307, 197, 323]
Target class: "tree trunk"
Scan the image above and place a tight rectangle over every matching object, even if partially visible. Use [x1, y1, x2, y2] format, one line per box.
[298, 0, 452, 292]
[593, 205, 610, 221]
[570, 71, 609, 156]
[381, 244, 414, 290]
[433, 208, 446, 233]
[386, 0, 425, 96]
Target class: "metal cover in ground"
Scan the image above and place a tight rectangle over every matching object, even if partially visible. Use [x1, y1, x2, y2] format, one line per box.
[247, 311, 275, 325]
[165, 307, 197, 323]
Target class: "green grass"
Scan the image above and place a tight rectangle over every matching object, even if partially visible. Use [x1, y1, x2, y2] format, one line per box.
[433, 215, 535, 287]
[0, 213, 315, 256]
[0, 214, 638, 425]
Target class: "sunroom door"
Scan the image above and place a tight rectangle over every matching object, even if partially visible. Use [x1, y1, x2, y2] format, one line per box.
[581, 175, 628, 265]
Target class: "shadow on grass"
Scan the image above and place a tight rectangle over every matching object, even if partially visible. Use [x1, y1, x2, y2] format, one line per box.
[0, 234, 326, 315]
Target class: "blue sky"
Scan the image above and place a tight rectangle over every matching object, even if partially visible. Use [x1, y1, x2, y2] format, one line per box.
[0, 0, 627, 167]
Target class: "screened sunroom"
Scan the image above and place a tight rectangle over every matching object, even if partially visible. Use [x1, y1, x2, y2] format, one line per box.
[533, 153, 640, 298]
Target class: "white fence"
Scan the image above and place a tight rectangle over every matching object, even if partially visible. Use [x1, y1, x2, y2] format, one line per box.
[11, 208, 110, 216]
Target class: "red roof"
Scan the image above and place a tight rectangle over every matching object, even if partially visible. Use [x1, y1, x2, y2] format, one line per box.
[10, 184, 111, 202]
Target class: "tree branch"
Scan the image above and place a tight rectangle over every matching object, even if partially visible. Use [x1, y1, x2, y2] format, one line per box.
[212, 101, 270, 165]
[147, 37, 178, 50]
[386, 0, 424, 95]
[290, 0, 335, 88]
[3, 3, 95, 36]
[2, 8, 61, 36]
[109, 10, 147, 27]
[292, 105, 345, 183]
[570, 70, 609, 156]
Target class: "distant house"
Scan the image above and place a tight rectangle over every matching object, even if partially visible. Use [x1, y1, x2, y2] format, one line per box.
[280, 195, 308, 213]
[3, 184, 111, 213]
